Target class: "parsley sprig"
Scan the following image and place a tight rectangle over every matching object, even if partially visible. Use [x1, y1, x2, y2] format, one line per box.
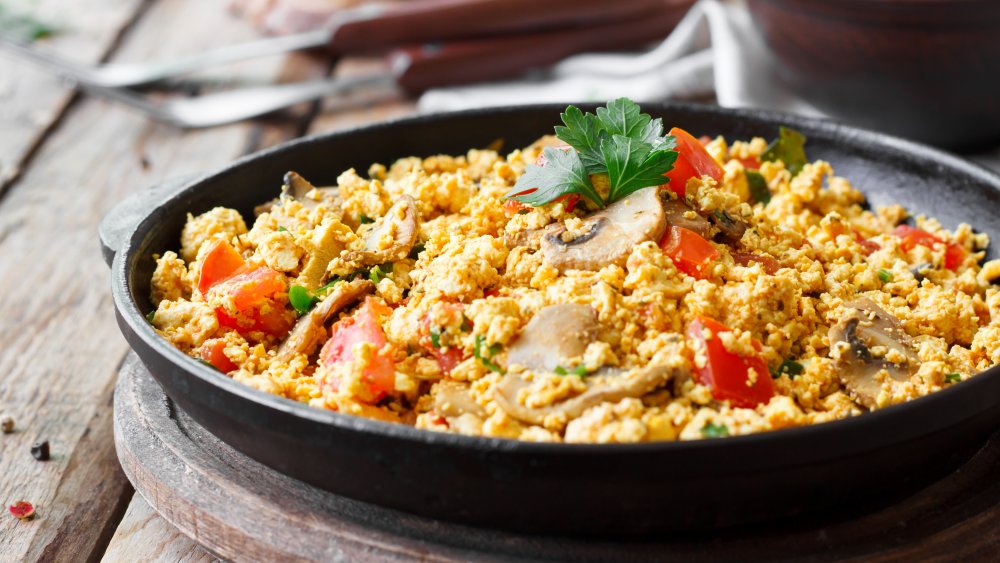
[505, 98, 678, 209]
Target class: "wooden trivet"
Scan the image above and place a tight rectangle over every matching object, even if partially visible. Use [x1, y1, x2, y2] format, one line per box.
[114, 353, 1000, 562]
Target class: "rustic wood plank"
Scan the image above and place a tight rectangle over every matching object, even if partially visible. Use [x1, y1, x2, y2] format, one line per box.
[0, 0, 328, 559]
[102, 496, 220, 563]
[0, 0, 148, 193]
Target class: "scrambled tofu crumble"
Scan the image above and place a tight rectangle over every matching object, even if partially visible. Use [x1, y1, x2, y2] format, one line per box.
[149, 132, 1000, 444]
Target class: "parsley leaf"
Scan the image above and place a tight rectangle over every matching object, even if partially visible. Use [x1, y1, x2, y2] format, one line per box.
[600, 135, 678, 202]
[771, 359, 804, 379]
[506, 146, 604, 209]
[554, 105, 606, 173]
[762, 127, 808, 176]
[746, 170, 771, 204]
[878, 269, 893, 283]
[596, 98, 652, 141]
[701, 422, 730, 438]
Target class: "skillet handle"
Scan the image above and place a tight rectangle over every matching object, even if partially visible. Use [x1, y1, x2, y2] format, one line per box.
[99, 175, 201, 268]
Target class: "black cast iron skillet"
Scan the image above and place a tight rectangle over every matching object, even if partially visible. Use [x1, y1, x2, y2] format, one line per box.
[102, 103, 1000, 536]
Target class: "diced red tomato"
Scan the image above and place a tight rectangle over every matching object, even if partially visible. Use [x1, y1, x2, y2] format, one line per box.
[662, 127, 725, 198]
[894, 225, 966, 271]
[484, 288, 501, 298]
[687, 316, 774, 408]
[735, 156, 761, 170]
[731, 251, 781, 275]
[320, 297, 395, 402]
[419, 302, 469, 375]
[197, 239, 245, 294]
[852, 228, 880, 256]
[209, 267, 292, 338]
[660, 226, 719, 279]
[196, 339, 238, 373]
[431, 347, 465, 375]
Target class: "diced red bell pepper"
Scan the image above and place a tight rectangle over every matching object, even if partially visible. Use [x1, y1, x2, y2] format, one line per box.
[687, 316, 774, 408]
[196, 339, 238, 373]
[320, 297, 395, 402]
[660, 226, 719, 279]
[197, 239, 245, 294]
[852, 228, 881, 256]
[662, 127, 725, 198]
[209, 267, 293, 338]
[894, 225, 966, 271]
[731, 251, 781, 275]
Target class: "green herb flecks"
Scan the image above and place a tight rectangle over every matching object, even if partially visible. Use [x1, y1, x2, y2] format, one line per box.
[474, 334, 503, 373]
[746, 169, 771, 205]
[460, 318, 473, 332]
[771, 359, 804, 379]
[878, 269, 893, 283]
[762, 126, 808, 176]
[408, 243, 425, 260]
[0, 7, 56, 42]
[359, 214, 374, 225]
[554, 365, 588, 378]
[146, 310, 156, 324]
[196, 358, 217, 371]
[505, 98, 678, 209]
[429, 328, 442, 349]
[701, 422, 730, 439]
[288, 285, 318, 316]
[368, 263, 392, 284]
[277, 226, 288, 233]
[945, 372, 962, 384]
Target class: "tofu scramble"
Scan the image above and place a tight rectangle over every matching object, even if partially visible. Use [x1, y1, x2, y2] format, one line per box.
[149, 100, 1000, 443]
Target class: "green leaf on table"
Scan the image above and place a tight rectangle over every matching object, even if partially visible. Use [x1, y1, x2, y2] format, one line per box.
[762, 126, 808, 176]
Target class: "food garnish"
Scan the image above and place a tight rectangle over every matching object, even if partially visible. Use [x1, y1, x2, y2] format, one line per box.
[700, 422, 730, 439]
[474, 335, 503, 374]
[878, 269, 893, 283]
[746, 169, 771, 204]
[945, 373, 962, 384]
[506, 98, 677, 209]
[772, 359, 805, 379]
[762, 126, 808, 175]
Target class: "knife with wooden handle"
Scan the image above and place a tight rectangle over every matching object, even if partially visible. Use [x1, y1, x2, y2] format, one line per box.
[388, 2, 692, 94]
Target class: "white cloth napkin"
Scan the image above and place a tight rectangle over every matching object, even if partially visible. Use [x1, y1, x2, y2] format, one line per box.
[417, 0, 822, 117]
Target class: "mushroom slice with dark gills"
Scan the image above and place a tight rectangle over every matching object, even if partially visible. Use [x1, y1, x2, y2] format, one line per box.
[343, 196, 419, 266]
[828, 298, 919, 409]
[275, 279, 374, 362]
[540, 187, 666, 272]
[255, 171, 339, 216]
[661, 196, 712, 238]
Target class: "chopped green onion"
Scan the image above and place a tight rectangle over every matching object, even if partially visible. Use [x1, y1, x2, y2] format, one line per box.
[429, 328, 442, 349]
[701, 422, 730, 439]
[945, 372, 962, 384]
[316, 278, 342, 294]
[771, 359, 804, 379]
[277, 226, 288, 232]
[359, 214, 374, 224]
[368, 264, 392, 284]
[746, 170, 771, 205]
[878, 269, 893, 283]
[146, 310, 156, 323]
[288, 285, 317, 316]
[555, 365, 588, 377]
[474, 335, 503, 373]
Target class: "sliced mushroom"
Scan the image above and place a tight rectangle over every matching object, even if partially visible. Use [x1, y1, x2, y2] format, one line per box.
[828, 298, 919, 409]
[343, 196, 418, 266]
[507, 304, 600, 372]
[274, 278, 374, 362]
[709, 210, 747, 245]
[434, 381, 487, 419]
[494, 364, 682, 425]
[254, 171, 338, 216]
[540, 187, 666, 272]
[661, 196, 712, 238]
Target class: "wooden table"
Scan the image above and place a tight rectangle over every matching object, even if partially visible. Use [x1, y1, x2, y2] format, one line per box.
[3, 2, 1000, 561]
[0, 2, 412, 560]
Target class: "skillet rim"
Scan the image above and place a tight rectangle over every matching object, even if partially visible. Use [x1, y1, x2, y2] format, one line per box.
[111, 100, 1000, 456]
